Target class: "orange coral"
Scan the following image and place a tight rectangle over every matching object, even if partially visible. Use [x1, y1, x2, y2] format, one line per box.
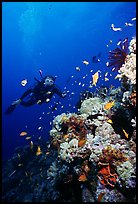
[97, 163, 118, 188]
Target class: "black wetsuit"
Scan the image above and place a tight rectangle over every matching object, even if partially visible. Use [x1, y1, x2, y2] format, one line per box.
[5, 81, 65, 114]
[20, 81, 65, 107]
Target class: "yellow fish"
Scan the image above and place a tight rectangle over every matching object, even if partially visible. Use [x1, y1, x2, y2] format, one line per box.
[122, 129, 129, 138]
[107, 119, 113, 124]
[92, 71, 99, 86]
[36, 146, 42, 156]
[20, 131, 27, 136]
[104, 101, 115, 110]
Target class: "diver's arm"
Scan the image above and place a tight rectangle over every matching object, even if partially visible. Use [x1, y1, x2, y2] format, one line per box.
[54, 86, 66, 98]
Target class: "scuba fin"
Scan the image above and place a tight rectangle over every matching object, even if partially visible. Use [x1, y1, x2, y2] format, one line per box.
[5, 104, 17, 115]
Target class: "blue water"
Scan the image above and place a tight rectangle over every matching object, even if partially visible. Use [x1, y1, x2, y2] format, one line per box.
[2, 2, 136, 161]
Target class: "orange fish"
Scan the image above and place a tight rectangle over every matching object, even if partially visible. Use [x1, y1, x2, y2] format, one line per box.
[78, 173, 87, 182]
[78, 139, 86, 147]
[122, 129, 129, 138]
[36, 146, 42, 156]
[92, 71, 99, 86]
[104, 101, 115, 110]
[20, 131, 27, 136]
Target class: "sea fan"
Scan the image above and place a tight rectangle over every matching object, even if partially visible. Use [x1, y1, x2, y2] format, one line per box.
[107, 38, 129, 71]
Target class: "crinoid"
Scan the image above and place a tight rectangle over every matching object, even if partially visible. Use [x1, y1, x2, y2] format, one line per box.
[107, 38, 129, 71]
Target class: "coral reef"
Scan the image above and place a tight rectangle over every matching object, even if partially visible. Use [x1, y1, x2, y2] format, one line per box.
[2, 37, 136, 202]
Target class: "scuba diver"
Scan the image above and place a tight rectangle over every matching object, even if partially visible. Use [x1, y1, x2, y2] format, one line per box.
[5, 74, 66, 115]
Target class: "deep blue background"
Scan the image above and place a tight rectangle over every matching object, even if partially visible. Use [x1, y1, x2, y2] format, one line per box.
[2, 2, 136, 161]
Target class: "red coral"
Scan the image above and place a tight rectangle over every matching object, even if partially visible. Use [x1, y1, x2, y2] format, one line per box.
[97, 163, 118, 188]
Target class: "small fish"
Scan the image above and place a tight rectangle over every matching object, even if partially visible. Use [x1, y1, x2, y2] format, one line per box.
[39, 70, 43, 78]
[104, 101, 115, 110]
[78, 139, 86, 147]
[111, 24, 122, 31]
[30, 141, 33, 149]
[105, 72, 108, 77]
[112, 67, 116, 71]
[17, 153, 21, 159]
[25, 136, 31, 140]
[117, 40, 122, 46]
[125, 22, 133, 27]
[82, 84, 85, 87]
[39, 117, 42, 120]
[21, 79, 28, 86]
[78, 173, 87, 182]
[109, 40, 112, 44]
[20, 131, 27, 136]
[76, 66, 81, 71]
[92, 71, 99, 86]
[82, 60, 89, 65]
[131, 17, 136, 21]
[46, 91, 52, 94]
[25, 171, 28, 176]
[46, 151, 50, 155]
[106, 62, 109, 66]
[18, 163, 23, 166]
[38, 126, 42, 130]
[79, 82, 81, 86]
[122, 129, 129, 138]
[105, 77, 109, 81]
[46, 98, 50, 102]
[37, 100, 42, 104]
[36, 146, 42, 156]
[107, 119, 113, 124]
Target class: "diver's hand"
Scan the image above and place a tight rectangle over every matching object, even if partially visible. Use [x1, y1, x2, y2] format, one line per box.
[62, 92, 66, 98]
[12, 99, 22, 105]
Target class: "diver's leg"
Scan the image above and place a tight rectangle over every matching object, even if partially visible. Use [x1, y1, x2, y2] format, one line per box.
[20, 96, 37, 107]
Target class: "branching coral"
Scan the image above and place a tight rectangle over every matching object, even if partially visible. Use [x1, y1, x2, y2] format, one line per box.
[116, 37, 136, 85]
